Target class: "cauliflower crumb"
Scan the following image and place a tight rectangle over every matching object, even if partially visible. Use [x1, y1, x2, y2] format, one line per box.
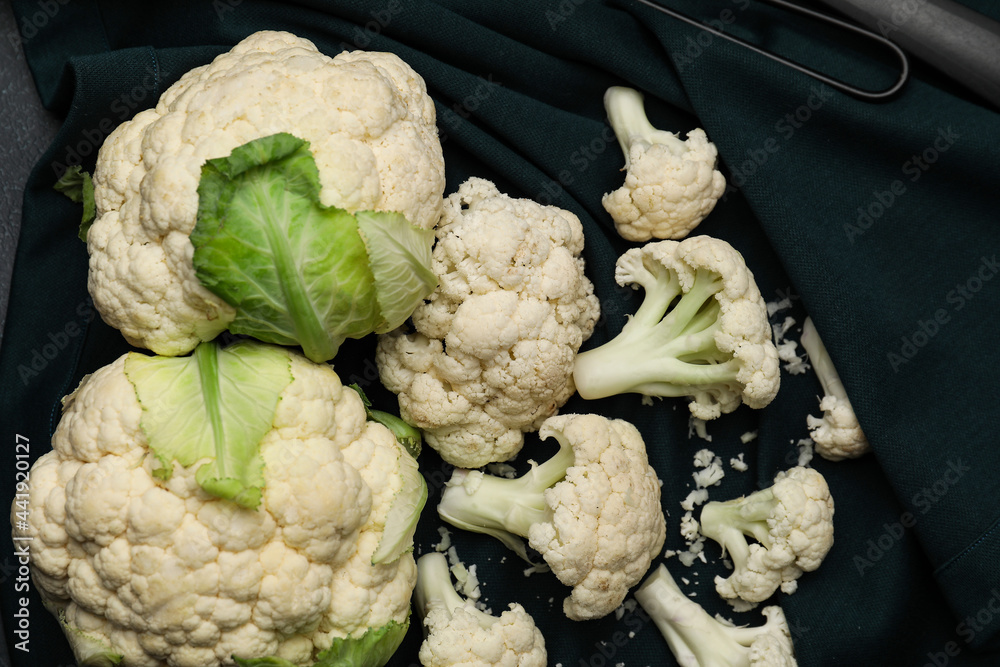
[796, 438, 815, 467]
[693, 448, 716, 468]
[781, 580, 799, 595]
[434, 526, 452, 552]
[688, 416, 712, 441]
[740, 430, 758, 444]
[772, 316, 810, 375]
[680, 488, 709, 511]
[680, 512, 700, 541]
[692, 459, 725, 488]
[766, 297, 793, 316]
[729, 453, 749, 472]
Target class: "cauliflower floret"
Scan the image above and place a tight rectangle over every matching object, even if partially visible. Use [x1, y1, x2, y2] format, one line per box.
[377, 177, 600, 468]
[12, 343, 416, 667]
[437, 414, 666, 621]
[87, 30, 445, 357]
[635, 564, 797, 667]
[800, 317, 871, 461]
[601, 86, 725, 242]
[573, 235, 780, 420]
[699, 466, 835, 604]
[414, 553, 546, 667]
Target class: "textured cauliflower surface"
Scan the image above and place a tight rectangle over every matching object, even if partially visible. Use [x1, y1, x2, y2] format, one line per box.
[529, 414, 666, 621]
[418, 603, 546, 667]
[376, 178, 600, 468]
[602, 129, 726, 242]
[12, 351, 415, 667]
[87, 30, 445, 357]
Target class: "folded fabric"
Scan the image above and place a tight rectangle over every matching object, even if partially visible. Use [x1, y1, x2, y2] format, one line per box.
[1, 1, 997, 665]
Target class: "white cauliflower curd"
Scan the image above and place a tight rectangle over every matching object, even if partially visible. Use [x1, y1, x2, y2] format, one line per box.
[376, 178, 600, 468]
[87, 30, 445, 358]
[11, 340, 424, 667]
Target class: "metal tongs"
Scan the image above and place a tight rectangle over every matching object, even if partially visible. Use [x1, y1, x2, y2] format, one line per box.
[637, 0, 1000, 107]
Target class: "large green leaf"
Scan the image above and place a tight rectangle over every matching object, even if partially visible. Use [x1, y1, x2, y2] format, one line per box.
[355, 210, 437, 333]
[191, 132, 436, 363]
[124, 340, 291, 509]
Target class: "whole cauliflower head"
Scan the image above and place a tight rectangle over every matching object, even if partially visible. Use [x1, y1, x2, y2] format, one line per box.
[88, 30, 445, 357]
[601, 86, 725, 242]
[12, 344, 418, 667]
[377, 177, 600, 468]
[700, 466, 835, 604]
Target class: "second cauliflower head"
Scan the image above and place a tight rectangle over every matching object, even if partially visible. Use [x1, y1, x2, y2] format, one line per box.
[12, 341, 420, 667]
[87, 30, 446, 358]
[377, 178, 600, 468]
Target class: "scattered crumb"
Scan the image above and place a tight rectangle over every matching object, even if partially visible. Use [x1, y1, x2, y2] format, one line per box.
[680, 512, 700, 542]
[796, 438, 815, 467]
[692, 459, 725, 488]
[767, 298, 792, 316]
[740, 430, 758, 444]
[434, 526, 452, 552]
[729, 453, 748, 472]
[693, 448, 715, 468]
[688, 416, 712, 442]
[680, 488, 709, 511]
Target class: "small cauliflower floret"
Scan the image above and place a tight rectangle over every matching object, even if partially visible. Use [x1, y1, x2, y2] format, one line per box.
[437, 414, 665, 621]
[601, 86, 726, 242]
[573, 236, 779, 420]
[377, 178, 600, 468]
[699, 467, 834, 604]
[799, 317, 871, 461]
[11, 340, 421, 667]
[87, 30, 444, 358]
[414, 553, 546, 667]
[634, 564, 797, 667]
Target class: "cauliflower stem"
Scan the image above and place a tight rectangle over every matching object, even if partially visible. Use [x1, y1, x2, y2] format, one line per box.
[634, 564, 797, 667]
[606, 86, 692, 167]
[437, 437, 575, 560]
[574, 258, 737, 399]
[572, 236, 779, 420]
[414, 552, 498, 629]
[799, 317, 870, 460]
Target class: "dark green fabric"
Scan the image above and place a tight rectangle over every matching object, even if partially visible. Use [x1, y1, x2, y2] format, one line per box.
[2, 1, 998, 665]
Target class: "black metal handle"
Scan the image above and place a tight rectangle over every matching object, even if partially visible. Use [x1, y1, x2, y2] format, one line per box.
[814, 0, 1000, 108]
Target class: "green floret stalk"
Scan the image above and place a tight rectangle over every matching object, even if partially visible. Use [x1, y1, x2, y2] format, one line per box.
[699, 487, 779, 570]
[799, 317, 848, 403]
[604, 86, 690, 166]
[573, 263, 735, 401]
[634, 564, 760, 667]
[437, 438, 575, 559]
[414, 553, 497, 629]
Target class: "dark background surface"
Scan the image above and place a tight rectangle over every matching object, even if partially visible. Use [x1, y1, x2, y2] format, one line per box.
[0, 0, 59, 344]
